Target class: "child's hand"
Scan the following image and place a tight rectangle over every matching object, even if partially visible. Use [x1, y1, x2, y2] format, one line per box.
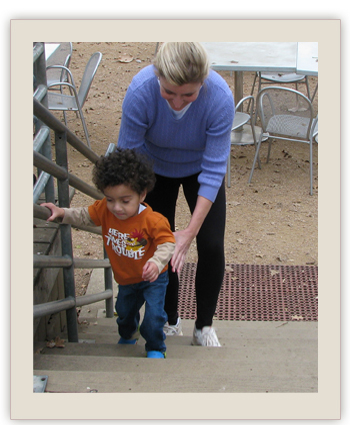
[41, 202, 65, 222]
[142, 262, 159, 283]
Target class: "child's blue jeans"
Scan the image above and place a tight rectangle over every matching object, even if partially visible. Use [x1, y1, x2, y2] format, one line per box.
[116, 271, 168, 353]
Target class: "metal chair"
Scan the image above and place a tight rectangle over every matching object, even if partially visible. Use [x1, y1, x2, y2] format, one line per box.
[251, 71, 311, 99]
[46, 42, 74, 125]
[248, 87, 318, 195]
[47, 52, 102, 148]
[46, 42, 73, 87]
[154, 42, 159, 55]
[227, 95, 260, 188]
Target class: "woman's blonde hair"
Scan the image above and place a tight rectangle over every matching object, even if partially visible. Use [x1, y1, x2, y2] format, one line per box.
[153, 42, 210, 86]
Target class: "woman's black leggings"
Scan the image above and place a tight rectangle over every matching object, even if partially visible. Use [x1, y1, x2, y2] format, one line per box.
[145, 173, 226, 330]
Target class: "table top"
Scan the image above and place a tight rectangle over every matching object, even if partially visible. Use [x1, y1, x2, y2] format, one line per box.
[44, 43, 60, 60]
[202, 42, 318, 76]
[202, 42, 298, 73]
[296, 42, 318, 76]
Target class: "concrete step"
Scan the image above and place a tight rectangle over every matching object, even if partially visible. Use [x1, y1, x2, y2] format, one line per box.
[33, 362, 316, 393]
[34, 270, 317, 393]
[71, 316, 317, 345]
[34, 341, 317, 393]
[35, 338, 316, 371]
[34, 319, 317, 393]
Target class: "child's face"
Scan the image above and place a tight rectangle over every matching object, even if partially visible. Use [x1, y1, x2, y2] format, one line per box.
[103, 184, 146, 220]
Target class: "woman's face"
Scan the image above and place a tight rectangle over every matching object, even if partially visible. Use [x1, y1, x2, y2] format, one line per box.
[159, 77, 202, 111]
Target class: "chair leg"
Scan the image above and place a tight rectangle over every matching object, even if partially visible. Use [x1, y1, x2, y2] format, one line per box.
[77, 104, 91, 148]
[257, 72, 262, 92]
[305, 76, 311, 100]
[297, 76, 311, 100]
[154, 42, 159, 56]
[309, 139, 313, 196]
[250, 120, 261, 169]
[247, 72, 258, 112]
[248, 130, 264, 184]
[59, 85, 69, 126]
[311, 83, 318, 103]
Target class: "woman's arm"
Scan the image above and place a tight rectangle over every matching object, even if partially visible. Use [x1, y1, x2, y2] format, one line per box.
[197, 94, 234, 202]
[117, 76, 153, 150]
[171, 195, 213, 272]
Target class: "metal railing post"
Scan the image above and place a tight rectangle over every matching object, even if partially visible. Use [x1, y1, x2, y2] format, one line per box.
[55, 129, 79, 342]
[104, 247, 114, 318]
[33, 42, 55, 203]
[104, 143, 115, 318]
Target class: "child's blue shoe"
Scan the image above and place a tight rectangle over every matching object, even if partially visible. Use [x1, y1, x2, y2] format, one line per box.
[147, 351, 166, 358]
[118, 337, 138, 345]
[118, 326, 140, 345]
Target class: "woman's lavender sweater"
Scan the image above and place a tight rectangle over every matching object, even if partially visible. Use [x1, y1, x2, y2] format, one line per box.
[117, 65, 235, 202]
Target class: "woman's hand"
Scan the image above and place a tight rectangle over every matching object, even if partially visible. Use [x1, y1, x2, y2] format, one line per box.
[171, 195, 213, 273]
[171, 228, 195, 273]
[41, 202, 65, 222]
[142, 261, 159, 283]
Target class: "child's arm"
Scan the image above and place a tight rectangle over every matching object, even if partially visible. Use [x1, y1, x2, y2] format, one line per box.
[143, 242, 175, 282]
[41, 202, 65, 222]
[142, 262, 160, 283]
[41, 202, 95, 227]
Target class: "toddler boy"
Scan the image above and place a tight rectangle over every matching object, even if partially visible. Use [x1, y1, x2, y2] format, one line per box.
[42, 148, 175, 358]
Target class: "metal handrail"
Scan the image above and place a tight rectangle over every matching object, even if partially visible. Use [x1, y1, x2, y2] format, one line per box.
[33, 150, 103, 200]
[33, 254, 110, 269]
[33, 97, 99, 164]
[33, 43, 113, 342]
[34, 203, 102, 235]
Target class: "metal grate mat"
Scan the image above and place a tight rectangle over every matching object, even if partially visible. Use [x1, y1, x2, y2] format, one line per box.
[178, 263, 318, 321]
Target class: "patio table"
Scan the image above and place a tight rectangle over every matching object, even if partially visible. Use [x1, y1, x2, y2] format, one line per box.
[201, 42, 318, 144]
[297, 42, 318, 102]
[296, 42, 318, 76]
[44, 43, 60, 60]
[202, 42, 298, 102]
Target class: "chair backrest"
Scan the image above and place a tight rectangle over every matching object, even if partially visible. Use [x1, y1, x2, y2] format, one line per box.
[77, 52, 103, 107]
[46, 43, 73, 85]
[256, 86, 315, 140]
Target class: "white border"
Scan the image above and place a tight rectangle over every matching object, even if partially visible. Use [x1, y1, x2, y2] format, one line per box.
[9, 17, 341, 422]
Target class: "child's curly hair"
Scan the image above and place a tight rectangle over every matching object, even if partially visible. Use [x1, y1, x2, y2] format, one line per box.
[92, 148, 156, 195]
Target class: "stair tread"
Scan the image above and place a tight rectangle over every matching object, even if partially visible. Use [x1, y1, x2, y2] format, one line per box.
[34, 337, 317, 375]
[33, 368, 317, 393]
[62, 320, 317, 347]
[33, 320, 318, 393]
[76, 318, 317, 334]
[34, 347, 317, 370]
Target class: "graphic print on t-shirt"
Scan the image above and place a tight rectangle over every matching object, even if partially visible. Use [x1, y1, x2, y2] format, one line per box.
[105, 227, 148, 260]
[126, 229, 148, 251]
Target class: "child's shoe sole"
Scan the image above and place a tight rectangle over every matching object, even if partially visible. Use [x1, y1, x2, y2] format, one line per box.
[118, 337, 138, 345]
[147, 351, 166, 358]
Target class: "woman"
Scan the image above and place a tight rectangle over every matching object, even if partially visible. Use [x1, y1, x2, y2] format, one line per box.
[117, 42, 235, 346]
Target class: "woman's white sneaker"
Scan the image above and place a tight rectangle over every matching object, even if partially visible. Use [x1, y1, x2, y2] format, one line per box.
[163, 317, 183, 336]
[191, 326, 221, 347]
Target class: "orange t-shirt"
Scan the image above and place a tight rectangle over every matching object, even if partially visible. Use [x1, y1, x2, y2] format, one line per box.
[88, 200, 175, 285]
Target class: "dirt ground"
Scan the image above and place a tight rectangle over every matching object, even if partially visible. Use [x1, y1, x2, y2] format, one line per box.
[53, 42, 318, 297]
